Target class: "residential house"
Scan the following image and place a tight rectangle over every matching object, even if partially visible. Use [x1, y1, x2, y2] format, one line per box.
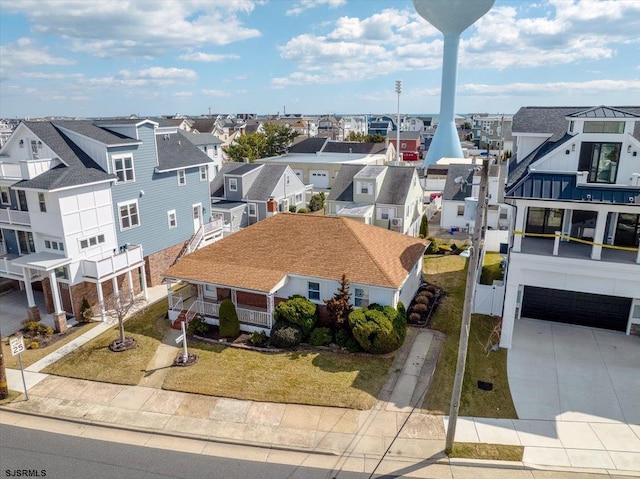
[440, 162, 508, 232]
[470, 114, 513, 154]
[326, 165, 424, 236]
[500, 106, 640, 348]
[388, 131, 422, 161]
[210, 162, 312, 231]
[175, 129, 224, 181]
[340, 116, 368, 139]
[163, 213, 427, 334]
[0, 118, 217, 326]
[368, 117, 394, 137]
[257, 138, 392, 190]
[316, 115, 341, 140]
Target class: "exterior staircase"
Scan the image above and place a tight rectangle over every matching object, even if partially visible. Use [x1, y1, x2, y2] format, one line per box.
[172, 310, 187, 330]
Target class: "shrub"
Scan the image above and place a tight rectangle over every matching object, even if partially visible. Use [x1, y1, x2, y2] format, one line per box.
[21, 320, 53, 337]
[412, 303, 428, 313]
[29, 341, 40, 350]
[297, 208, 308, 214]
[409, 313, 421, 323]
[309, 327, 332, 346]
[289, 205, 297, 213]
[425, 285, 438, 294]
[415, 296, 430, 305]
[218, 299, 240, 338]
[324, 274, 353, 331]
[419, 214, 429, 238]
[249, 330, 268, 347]
[438, 244, 452, 252]
[270, 321, 302, 349]
[308, 192, 326, 212]
[187, 315, 209, 336]
[274, 296, 317, 337]
[79, 297, 93, 322]
[335, 328, 362, 352]
[426, 237, 440, 254]
[419, 290, 434, 299]
[348, 304, 406, 354]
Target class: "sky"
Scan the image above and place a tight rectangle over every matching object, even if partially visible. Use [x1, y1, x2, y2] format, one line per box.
[1, 0, 639, 119]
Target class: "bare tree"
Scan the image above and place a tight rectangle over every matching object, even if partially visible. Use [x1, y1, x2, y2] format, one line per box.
[103, 292, 147, 352]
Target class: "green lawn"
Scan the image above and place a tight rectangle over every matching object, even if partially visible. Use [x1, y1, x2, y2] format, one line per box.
[163, 341, 392, 409]
[42, 300, 167, 385]
[480, 252, 505, 285]
[450, 443, 524, 461]
[422, 254, 517, 418]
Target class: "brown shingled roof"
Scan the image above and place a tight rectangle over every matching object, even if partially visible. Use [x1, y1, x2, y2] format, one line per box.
[164, 214, 427, 292]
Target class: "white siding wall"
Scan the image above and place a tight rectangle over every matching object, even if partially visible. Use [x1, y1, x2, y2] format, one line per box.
[55, 127, 110, 172]
[516, 135, 548, 162]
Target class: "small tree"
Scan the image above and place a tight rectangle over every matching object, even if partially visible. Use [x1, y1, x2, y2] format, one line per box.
[419, 214, 429, 238]
[219, 299, 240, 338]
[308, 192, 325, 212]
[103, 292, 147, 352]
[324, 274, 353, 331]
[79, 297, 93, 323]
[274, 296, 317, 338]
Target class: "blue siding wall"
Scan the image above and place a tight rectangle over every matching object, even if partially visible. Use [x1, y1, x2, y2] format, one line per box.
[109, 123, 211, 256]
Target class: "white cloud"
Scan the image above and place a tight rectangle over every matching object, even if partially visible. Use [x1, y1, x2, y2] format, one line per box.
[1, 0, 262, 58]
[178, 52, 240, 62]
[77, 67, 197, 88]
[0, 38, 75, 78]
[286, 0, 346, 17]
[202, 89, 230, 97]
[173, 91, 193, 97]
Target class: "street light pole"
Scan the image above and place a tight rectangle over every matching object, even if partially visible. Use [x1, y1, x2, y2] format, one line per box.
[445, 157, 490, 454]
[395, 80, 402, 163]
[0, 325, 8, 399]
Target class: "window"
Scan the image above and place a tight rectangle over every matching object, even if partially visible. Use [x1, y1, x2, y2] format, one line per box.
[167, 210, 177, 228]
[30, 140, 39, 159]
[308, 281, 320, 301]
[0, 186, 9, 205]
[229, 178, 238, 192]
[113, 155, 134, 183]
[525, 207, 563, 235]
[354, 288, 369, 308]
[583, 121, 624, 134]
[17, 190, 27, 211]
[79, 234, 105, 249]
[285, 175, 291, 186]
[44, 239, 64, 252]
[248, 203, 257, 217]
[38, 192, 46, 212]
[119, 200, 140, 230]
[295, 193, 303, 204]
[199, 166, 208, 182]
[177, 169, 186, 186]
[55, 266, 68, 280]
[569, 121, 574, 133]
[358, 181, 372, 195]
[17, 231, 35, 254]
[578, 142, 621, 184]
[457, 205, 465, 216]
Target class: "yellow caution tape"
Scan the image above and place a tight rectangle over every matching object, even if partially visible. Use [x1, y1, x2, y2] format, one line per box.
[513, 230, 639, 252]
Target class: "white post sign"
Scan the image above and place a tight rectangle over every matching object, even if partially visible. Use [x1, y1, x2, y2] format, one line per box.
[9, 336, 28, 400]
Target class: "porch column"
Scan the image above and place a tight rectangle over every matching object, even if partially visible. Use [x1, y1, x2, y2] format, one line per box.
[198, 284, 203, 302]
[231, 289, 237, 307]
[512, 204, 526, 252]
[22, 267, 40, 321]
[49, 270, 67, 333]
[96, 281, 106, 321]
[140, 265, 148, 300]
[590, 210, 608, 260]
[267, 293, 275, 329]
[127, 270, 135, 299]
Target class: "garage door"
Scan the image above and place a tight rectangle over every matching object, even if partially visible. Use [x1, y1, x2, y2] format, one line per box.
[521, 286, 631, 332]
[309, 170, 329, 188]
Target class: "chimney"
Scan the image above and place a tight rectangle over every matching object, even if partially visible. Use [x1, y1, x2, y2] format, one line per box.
[266, 198, 278, 216]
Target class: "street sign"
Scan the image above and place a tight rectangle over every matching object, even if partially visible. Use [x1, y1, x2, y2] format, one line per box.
[175, 334, 184, 344]
[10, 336, 25, 356]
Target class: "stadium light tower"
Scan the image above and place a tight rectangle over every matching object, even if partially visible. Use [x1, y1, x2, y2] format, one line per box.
[395, 79, 402, 163]
[413, 0, 495, 167]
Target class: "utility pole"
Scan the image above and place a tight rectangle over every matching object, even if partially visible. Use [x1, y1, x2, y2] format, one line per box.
[395, 80, 402, 163]
[0, 325, 8, 399]
[445, 157, 490, 454]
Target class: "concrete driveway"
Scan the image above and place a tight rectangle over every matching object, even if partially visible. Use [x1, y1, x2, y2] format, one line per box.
[508, 318, 640, 425]
[0, 289, 53, 336]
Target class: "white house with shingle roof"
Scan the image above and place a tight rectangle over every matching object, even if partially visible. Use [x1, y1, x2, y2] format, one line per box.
[163, 213, 428, 334]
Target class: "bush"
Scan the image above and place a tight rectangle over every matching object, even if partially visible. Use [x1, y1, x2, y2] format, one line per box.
[218, 299, 240, 338]
[187, 315, 209, 336]
[348, 303, 406, 354]
[335, 328, 362, 352]
[419, 290, 434, 299]
[79, 297, 93, 322]
[270, 321, 303, 349]
[29, 341, 40, 350]
[308, 192, 326, 212]
[297, 208, 308, 214]
[309, 327, 332, 346]
[425, 285, 438, 294]
[415, 296, 430, 305]
[249, 330, 268, 347]
[274, 296, 317, 337]
[412, 303, 428, 313]
[438, 244, 452, 252]
[426, 237, 440, 254]
[21, 320, 54, 337]
[419, 214, 429, 238]
[289, 205, 297, 213]
[409, 313, 421, 323]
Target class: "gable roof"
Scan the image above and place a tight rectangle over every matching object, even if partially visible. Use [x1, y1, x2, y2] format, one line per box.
[164, 214, 428, 292]
[442, 164, 475, 201]
[327, 164, 366, 201]
[567, 106, 640, 119]
[155, 132, 213, 171]
[209, 162, 248, 197]
[323, 141, 387, 154]
[287, 137, 327, 154]
[14, 122, 115, 191]
[377, 167, 416, 205]
[190, 119, 217, 133]
[177, 129, 222, 147]
[245, 164, 289, 200]
[54, 120, 140, 145]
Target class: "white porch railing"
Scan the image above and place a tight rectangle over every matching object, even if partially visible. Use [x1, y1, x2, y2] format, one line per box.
[188, 300, 271, 328]
[0, 209, 31, 226]
[82, 244, 144, 280]
[0, 242, 6, 256]
[0, 258, 38, 279]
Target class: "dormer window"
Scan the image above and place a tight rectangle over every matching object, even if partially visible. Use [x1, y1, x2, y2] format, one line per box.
[357, 181, 372, 195]
[229, 178, 238, 192]
[30, 140, 39, 159]
[113, 154, 135, 183]
[583, 121, 624, 134]
[578, 142, 621, 184]
[569, 121, 574, 133]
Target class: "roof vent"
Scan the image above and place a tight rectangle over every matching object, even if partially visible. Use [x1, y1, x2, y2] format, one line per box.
[178, 141, 181, 146]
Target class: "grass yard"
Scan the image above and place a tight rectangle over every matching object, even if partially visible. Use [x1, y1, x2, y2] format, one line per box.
[422, 254, 517, 418]
[480, 252, 505, 285]
[2, 322, 99, 369]
[163, 341, 393, 410]
[450, 443, 524, 461]
[42, 299, 167, 385]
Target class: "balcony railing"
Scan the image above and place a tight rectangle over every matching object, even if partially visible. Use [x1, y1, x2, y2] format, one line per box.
[0, 209, 31, 226]
[0, 162, 21, 180]
[518, 235, 639, 264]
[0, 257, 39, 279]
[82, 244, 144, 280]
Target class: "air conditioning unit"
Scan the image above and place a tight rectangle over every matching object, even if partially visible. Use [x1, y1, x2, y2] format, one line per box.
[391, 218, 403, 227]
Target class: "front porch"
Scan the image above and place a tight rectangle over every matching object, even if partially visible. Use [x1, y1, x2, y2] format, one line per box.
[167, 281, 275, 332]
[519, 235, 639, 264]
